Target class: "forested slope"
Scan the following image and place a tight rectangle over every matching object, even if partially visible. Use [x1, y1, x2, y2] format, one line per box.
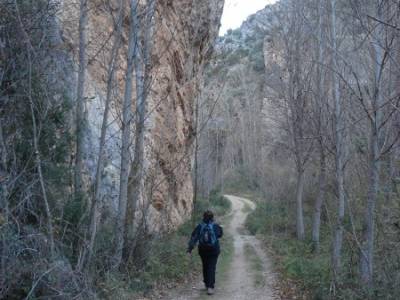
[198, 1, 400, 299]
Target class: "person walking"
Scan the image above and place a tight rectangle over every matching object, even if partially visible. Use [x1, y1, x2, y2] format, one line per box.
[187, 210, 223, 295]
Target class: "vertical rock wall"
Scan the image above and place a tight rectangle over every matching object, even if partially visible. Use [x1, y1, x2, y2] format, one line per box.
[60, 0, 224, 231]
[143, 0, 224, 231]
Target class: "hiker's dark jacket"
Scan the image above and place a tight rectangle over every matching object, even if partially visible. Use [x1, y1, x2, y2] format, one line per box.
[187, 220, 223, 256]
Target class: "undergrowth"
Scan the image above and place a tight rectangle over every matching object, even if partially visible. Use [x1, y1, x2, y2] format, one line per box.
[244, 199, 376, 300]
[99, 190, 232, 299]
[244, 243, 265, 287]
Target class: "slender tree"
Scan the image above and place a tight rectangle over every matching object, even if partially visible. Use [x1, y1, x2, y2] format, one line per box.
[311, 0, 327, 252]
[360, 0, 385, 287]
[84, 0, 125, 269]
[330, 0, 346, 279]
[74, 0, 88, 199]
[125, 0, 156, 258]
[114, 0, 139, 268]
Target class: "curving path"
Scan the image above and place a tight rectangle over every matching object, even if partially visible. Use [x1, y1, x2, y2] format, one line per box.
[217, 195, 279, 299]
[164, 195, 280, 300]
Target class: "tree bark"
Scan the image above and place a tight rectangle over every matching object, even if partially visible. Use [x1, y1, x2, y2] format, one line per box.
[312, 146, 326, 251]
[296, 166, 305, 240]
[311, 0, 326, 252]
[114, 0, 138, 268]
[360, 2, 384, 286]
[330, 0, 346, 278]
[74, 0, 88, 200]
[84, 0, 125, 269]
[193, 88, 200, 218]
[125, 0, 156, 259]
[360, 126, 380, 286]
[0, 121, 9, 225]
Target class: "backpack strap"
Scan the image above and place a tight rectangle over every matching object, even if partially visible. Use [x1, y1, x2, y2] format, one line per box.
[200, 222, 207, 230]
[199, 222, 206, 236]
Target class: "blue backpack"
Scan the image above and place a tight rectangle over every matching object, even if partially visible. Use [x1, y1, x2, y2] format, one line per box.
[199, 222, 217, 249]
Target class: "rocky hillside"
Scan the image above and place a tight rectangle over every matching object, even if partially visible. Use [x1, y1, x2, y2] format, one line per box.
[61, 0, 224, 231]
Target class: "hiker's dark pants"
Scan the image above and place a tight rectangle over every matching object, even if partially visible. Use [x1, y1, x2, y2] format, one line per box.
[200, 253, 219, 288]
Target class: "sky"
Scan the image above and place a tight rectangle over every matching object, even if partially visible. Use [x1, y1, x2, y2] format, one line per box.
[219, 0, 278, 35]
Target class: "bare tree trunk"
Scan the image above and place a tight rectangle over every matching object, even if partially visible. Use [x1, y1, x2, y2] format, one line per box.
[312, 0, 326, 252]
[74, 0, 88, 199]
[193, 90, 200, 217]
[360, 2, 384, 287]
[292, 0, 307, 241]
[125, 0, 156, 260]
[360, 126, 380, 286]
[215, 130, 220, 188]
[287, 57, 304, 241]
[381, 150, 395, 222]
[383, 154, 393, 211]
[295, 165, 305, 240]
[312, 145, 326, 251]
[114, 0, 138, 268]
[330, 0, 346, 278]
[84, 0, 125, 269]
[0, 121, 9, 224]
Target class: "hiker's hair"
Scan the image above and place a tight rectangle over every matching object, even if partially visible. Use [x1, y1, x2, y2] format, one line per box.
[203, 210, 214, 222]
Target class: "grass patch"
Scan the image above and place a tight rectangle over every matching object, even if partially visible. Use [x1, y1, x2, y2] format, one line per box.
[244, 199, 332, 298]
[270, 236, 331, 298]
[245, 201, 288, 236]
[214, 231, 234, 294]
[244, 198, 373, 300]
[244, 243, 265, 287]
[99, 220, 203, 299]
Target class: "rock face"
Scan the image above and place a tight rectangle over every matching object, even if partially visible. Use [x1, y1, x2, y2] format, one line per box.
[60, 0, 224, 231]
[144, 0, 224, 231]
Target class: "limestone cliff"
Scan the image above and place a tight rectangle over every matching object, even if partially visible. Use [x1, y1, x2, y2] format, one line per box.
[60, 0, 224, 231]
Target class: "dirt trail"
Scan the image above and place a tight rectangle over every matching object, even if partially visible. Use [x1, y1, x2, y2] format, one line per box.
[164, 195, 280, 300]
[219, 195, 279, 299]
